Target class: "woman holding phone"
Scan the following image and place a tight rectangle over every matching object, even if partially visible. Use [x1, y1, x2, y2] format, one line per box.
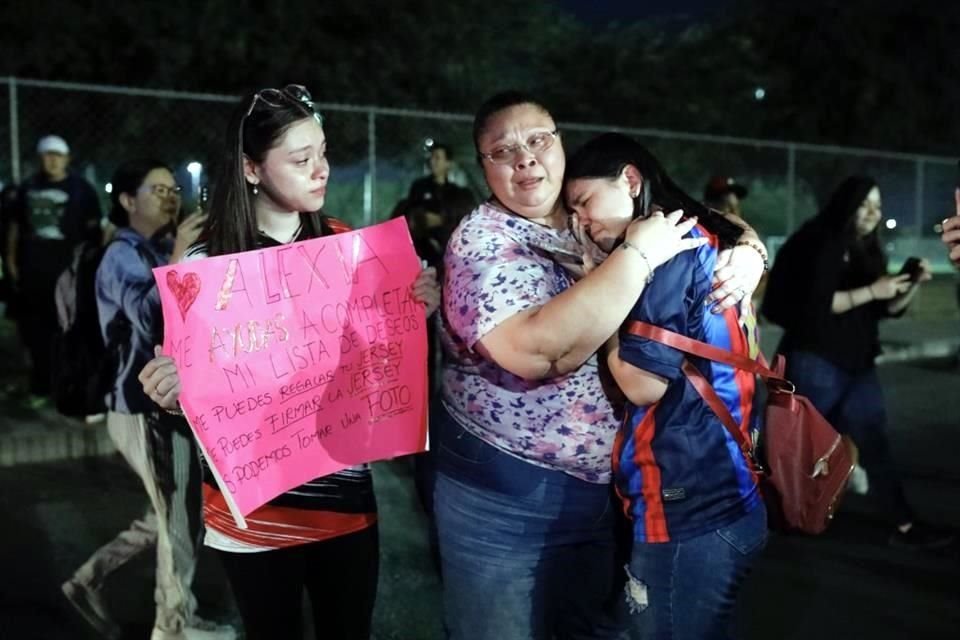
[762, 175, 953, 549]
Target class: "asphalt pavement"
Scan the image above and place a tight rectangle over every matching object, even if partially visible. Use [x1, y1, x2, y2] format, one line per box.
[1, 276, 958, 640]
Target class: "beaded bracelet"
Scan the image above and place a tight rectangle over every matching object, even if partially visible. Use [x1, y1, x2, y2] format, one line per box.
[735, 239, 769, 271]
[621, 240, 656, 284]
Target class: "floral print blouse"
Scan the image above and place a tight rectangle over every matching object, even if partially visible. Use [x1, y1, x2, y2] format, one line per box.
[440, 201, 619, 483]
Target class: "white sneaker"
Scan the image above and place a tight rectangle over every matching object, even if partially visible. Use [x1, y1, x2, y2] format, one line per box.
[150, 619, 236, 640]
[848, 464, 869, 495]
[184, 624, 237, 640]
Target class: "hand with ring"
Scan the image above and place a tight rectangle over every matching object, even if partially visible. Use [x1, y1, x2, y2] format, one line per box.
[137, 346, 183, 411]
[708, 245, 765, 313]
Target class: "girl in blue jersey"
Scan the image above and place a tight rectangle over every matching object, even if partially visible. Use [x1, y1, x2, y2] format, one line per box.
[564, 133, 767, 640]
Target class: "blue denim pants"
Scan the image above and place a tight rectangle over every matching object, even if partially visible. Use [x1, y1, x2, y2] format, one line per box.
[783, 350, 914, 525]
[624, 504, 767, 640]
[433, 403, 629, 640]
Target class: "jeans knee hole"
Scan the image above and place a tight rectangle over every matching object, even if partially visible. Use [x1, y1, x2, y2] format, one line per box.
[623, 564, 649, 614]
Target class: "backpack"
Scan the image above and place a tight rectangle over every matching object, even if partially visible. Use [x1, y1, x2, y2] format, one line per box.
[52, 237, 155, 418]
[627, 320, 858, 535]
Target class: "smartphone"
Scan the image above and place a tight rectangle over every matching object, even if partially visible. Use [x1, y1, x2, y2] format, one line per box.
[899, 256, 923, 283]
[199, 185, 210, 211]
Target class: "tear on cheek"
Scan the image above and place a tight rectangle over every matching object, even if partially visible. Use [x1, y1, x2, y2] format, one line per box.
[623, 564, 649, 614]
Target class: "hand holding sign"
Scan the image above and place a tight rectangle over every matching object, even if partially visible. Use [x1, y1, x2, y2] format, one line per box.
[150, 218, 429, 525]
[139, 346, 183, 411]
[412, 265, 440, 316]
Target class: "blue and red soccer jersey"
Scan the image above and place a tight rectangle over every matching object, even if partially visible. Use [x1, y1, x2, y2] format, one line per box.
[613, 226, 762, 543]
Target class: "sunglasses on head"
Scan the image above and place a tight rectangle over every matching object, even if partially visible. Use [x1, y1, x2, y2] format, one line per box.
[243, 84, 323, 124]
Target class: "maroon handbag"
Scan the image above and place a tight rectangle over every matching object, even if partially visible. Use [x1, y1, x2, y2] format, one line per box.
[626, 321, 858, 535]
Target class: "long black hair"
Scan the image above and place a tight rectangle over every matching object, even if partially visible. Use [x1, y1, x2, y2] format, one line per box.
[815, 175, 887, 278]
[109, 159, 172, 228]
[205, 87, 327, 257]
[564, 133, 744, 248]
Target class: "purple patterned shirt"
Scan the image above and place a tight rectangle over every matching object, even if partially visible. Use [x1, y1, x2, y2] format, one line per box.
[440, 202, 619, 483]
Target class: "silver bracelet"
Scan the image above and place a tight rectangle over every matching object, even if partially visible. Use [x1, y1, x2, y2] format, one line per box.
[621, 240, 655, 284]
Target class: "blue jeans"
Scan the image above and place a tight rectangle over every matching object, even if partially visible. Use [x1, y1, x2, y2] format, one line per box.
[782, 350, 914, 525]
[433, 403, 629, 640]
[625, 504, 767, 640]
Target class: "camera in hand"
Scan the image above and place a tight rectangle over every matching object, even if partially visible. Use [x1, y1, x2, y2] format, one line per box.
[899, 256, 924, 283]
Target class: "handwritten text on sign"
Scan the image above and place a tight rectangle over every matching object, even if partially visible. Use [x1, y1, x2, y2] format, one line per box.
[154, 217, 428, 523]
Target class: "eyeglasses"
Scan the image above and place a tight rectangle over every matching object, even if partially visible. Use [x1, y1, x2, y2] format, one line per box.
[244, 84, 323, 124]
[479, 130, 560, 165]
[147, 184, 182, 199]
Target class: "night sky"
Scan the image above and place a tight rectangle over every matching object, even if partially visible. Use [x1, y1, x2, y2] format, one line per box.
[553, 0, 720, 23]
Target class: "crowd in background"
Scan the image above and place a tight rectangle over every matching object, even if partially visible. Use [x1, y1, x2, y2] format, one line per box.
[1, 84, 958, 639]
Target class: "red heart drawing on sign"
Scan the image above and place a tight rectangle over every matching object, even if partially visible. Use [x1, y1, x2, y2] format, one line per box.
[166, 270, 201, 320]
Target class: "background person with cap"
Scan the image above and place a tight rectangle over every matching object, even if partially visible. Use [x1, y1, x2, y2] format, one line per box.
[5, 134, 102, 406]
[704, 174, 749, 218]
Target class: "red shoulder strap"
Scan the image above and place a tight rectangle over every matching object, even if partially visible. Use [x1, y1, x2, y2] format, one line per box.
[680, 360, 752, 457]
[625, 320, 772, 462]
[626, 321, 788, 385]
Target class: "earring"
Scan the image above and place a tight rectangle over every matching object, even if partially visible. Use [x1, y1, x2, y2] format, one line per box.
[251, 184, 259, 195]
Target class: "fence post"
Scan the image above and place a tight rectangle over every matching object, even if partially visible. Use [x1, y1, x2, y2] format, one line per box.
[365, 110, 377, 226]
[9, 77, 20, 184]
[786, 143, 796, 234]
[914, 159, 925, 239]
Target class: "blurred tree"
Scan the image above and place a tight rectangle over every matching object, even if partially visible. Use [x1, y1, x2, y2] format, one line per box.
[1, 0, 955, 157]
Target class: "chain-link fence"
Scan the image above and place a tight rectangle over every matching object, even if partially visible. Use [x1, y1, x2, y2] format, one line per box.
[3, 77, 955, 267]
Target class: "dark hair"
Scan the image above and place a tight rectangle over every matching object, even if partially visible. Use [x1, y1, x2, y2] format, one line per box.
[472, 91, 554, 159]
[564, 133, 744, 248]
[205, 87, 326, 257]
[816, 175, 886, 277]
[109, 158, 172, 227]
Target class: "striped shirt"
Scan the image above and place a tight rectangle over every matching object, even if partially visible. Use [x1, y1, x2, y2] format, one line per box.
[183, 216, 377, 552]
[614, 226, 761, 544]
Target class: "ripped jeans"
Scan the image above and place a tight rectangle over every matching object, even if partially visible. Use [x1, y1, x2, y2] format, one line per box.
[624, 504, 767, 640]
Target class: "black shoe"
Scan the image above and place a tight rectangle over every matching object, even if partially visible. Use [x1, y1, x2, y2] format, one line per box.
[888, 522, 956, 549]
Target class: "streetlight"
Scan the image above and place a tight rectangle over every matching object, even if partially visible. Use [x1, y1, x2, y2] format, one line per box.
[186, 161, 202, 201]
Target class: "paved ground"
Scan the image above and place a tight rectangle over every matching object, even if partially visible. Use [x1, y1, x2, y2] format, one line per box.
[1, 275, 959, 639]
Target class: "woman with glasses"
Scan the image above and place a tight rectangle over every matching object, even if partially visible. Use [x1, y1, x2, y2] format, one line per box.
[138, 85, 440, 640]
[432, 91, 768, 639]
[62, 159, 218, 640]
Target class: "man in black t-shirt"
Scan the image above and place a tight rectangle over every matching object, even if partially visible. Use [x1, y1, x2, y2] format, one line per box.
[405, 144, 474, 253]
[5, 135, 102, 402]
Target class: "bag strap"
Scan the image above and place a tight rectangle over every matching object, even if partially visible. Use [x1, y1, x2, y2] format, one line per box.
[625, 321, 762, 461]
[626, 320, 788, 385]
[680, 360, 751, 457]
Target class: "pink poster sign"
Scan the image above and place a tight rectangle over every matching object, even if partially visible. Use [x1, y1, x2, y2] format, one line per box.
[153, 217, 428, 526]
